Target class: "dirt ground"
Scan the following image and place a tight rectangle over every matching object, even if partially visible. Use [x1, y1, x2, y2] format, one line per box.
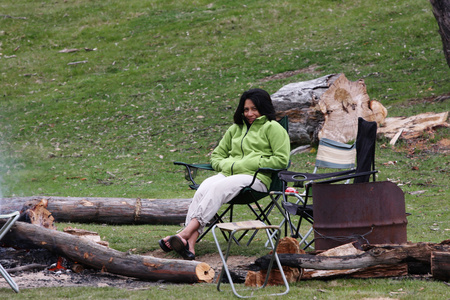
[0, 247, 256, 290]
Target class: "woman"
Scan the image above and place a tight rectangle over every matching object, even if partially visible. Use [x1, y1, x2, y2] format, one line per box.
[159, 88, 290, 260]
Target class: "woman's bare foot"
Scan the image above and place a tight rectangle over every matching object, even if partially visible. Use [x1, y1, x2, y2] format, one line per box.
[158, 236, 173, 252]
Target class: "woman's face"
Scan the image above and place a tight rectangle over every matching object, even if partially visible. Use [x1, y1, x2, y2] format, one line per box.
[243, 99, 261, 124]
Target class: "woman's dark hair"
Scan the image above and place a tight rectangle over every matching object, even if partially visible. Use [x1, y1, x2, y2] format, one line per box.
[233, 88, 276, 124]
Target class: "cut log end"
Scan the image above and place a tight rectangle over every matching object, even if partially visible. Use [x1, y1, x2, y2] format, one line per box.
[431, 251, 450, 281]
[195, 262, 215, 283]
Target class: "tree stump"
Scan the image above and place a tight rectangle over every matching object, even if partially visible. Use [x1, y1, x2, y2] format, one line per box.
[272, 73, 387, 145]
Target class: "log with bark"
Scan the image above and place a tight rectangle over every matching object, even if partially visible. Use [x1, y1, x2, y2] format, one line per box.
[430, 0, 450, 68]
[431, 251, 450, 281]
[271, 73, 387, 145]
[0, 219, 214, 284]
[255, 241, 450, 280]
[0, 196, 191, 225]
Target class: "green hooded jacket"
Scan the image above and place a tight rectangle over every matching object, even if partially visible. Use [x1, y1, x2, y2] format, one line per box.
[210, 115, 290, 188]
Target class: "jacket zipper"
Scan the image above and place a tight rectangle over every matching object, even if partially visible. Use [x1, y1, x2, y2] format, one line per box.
[231, 124, 251, 175]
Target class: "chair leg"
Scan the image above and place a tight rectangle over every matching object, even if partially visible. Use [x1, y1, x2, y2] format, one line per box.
[245, 194, 287, 246]
[0, 264, 19, 293]
[213, 224, 289, 298]
[298, 227, 314, 250]
[264, 194, 297, 248]
[280, 193, 315, 250]
[0, 211, 20, 293]
[213, 226, 238, 295]
[196, 205, 232, 243]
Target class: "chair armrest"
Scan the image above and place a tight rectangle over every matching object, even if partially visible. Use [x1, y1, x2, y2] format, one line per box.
[173, 161, 214, 170]
[173, 161, 215, 190]
[174, 162, 287, 190]
[278, 169, 355, 186]
[246, 167, 286, 189]
[314, 170, 378, 185]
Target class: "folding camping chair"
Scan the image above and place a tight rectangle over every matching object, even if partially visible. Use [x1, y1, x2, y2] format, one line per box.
[279, 117, 378, 249]
[274, 137, 356, 249]
[174, 116, 290, 245]
[0, 211, 21, 293]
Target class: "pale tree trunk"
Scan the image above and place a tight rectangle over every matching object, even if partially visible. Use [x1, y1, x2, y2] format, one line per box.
[272, 73, 387, 145]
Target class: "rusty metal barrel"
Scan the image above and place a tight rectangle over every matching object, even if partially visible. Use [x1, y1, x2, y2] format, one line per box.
[312, 181, 408, 250]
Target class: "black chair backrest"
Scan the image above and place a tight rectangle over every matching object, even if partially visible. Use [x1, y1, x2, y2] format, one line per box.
[354, 117, 377, 183]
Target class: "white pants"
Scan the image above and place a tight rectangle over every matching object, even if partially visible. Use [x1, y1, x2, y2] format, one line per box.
[185, 173, 267, 234]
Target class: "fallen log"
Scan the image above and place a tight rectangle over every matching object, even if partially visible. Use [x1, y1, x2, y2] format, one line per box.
[301, 264, 408, 280]
[255, 241, 450, 276]
[0, 219, 214, 284]
[0, 196, 191, 225]
[300, 243, 407, 280]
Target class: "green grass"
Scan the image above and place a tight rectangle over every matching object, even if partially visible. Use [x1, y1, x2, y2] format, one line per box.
[0, 0, 449, 298]
[1, 278, 449, 300]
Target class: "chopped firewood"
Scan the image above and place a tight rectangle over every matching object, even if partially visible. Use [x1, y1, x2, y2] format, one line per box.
[71, 263, 85, 273]
[378, 111, 449, 140]
[245, 237, 303, 287]
[389, 128, 404, 146]
[21, 198, 56, 230]
[64, 227, 109, 247]
[431, 251, 450, 281]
